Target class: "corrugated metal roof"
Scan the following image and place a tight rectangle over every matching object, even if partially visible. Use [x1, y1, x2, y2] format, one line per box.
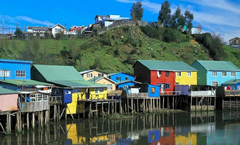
[33, 65, 85, 81]
[135, 60, 197, 71]
[194, 60, 240, 71]
[0, 79, 52, 86]
[222, 79, 240, 85]
[107, 72, 123, 77]
[0, 59, 32, 64]
[0, 87, 18, 94]
[88, 76, 116, 83]
[50, 80, 107, 88]
[116, 80, 142, 85]
[79, 69, 95, 75]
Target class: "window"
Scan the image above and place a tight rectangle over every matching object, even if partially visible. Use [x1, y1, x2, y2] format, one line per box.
[151, 87, 155, 93]
[157, 83, 161, 86]
[94, 88, 98, 93]
[0, 70, 10, 77]
[165, 83, 170, 89]
[157, 71, 161, 77]
[125, 77, 129, 80]
[187, 72, 192, 77]
[98, 73, 103, 77]
[16, 70, 26, 77]
[87, 73, 93, 78]
[176, 72, 181, 77]
[107, 84, 112, 90]
[231, 71, 236, 77]
[55, 28, 61, 32]
[116, 77, 120, 80]
[99, 88, 104, 92]
[212, 71, 217, 76]
[176, 82, 179, 85]
[222, 71, 227, 76]
[165, 71, 170, 77]
[211, 81, 218, 86]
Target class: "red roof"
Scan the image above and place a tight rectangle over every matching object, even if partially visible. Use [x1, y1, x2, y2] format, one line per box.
[69, 27, 82, 31]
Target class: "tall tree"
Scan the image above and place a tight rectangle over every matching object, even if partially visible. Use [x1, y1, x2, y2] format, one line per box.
[130, 1, 144, 21]
[170, 6, 181, 28]
[184, 10, 194, 31]
[158, 1, 171, 26]
[14, 28, 23, 39]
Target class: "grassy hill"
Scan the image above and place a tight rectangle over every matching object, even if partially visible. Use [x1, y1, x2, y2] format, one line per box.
[0, 26, 239, 75]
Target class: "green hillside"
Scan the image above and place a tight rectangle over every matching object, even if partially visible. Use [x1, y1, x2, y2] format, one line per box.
[0, 26, 239, 74]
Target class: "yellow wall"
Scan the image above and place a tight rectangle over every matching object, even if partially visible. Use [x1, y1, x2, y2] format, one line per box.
[67, 87, 107, 114]
[96, 78, 116, 91]
[89, 88, 107, 100]
[175, 71, 197, 85]
[82, 70, 107, 81]
[175, 133, 197, 145]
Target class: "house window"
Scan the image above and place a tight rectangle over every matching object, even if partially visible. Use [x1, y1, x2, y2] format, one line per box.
[165, 83, 170, 89]
[187, 72, 192, 77]
[212, 71, 217, 76]
[157, 83, 161, 86]
[211, 81, 218, 86]
[231, 71, 236, 77]
[157, 71, 161, 78]
[165, 71, 170, 77]
[16, 70, 26, 77]
[99, 88, 104, 93]
[95, 88, 98, 93]
[176, 72, 181, 77]
[55, 28, 61, 32]
[125, 77, 129, 80]
[222, 71, 227, 76]
[151, 87, 156, 93]
[0, 70, 10, 77]
[116, 77, 120, 80]
[87, 73, 93, 78]
[107, 84, 112, 90]
[98, 73, 103, 77]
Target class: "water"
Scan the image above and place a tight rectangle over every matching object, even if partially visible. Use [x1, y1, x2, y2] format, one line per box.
[1, 111, 240, 145]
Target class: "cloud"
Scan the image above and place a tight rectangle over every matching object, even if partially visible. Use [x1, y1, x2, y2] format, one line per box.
[0, 15, 54, 26]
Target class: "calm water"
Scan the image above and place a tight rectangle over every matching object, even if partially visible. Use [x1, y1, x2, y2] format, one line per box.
[1, 111, 240, 145]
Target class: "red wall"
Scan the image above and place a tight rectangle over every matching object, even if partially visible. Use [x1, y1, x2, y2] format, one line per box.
[150, 70, 175, 92]
[151, 127, 175, 145]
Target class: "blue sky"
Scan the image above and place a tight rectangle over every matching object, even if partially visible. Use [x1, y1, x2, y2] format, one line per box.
[0, 0, 239, 42]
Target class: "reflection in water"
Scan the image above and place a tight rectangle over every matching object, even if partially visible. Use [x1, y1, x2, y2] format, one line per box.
[1, 111, 240, 145]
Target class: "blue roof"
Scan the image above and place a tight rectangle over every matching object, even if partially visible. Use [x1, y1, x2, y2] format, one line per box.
[0, 59, 32, 64]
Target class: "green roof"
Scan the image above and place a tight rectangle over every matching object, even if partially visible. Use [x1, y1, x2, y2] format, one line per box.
[33, 65, 85, 81]
[116, 80, 142, 85]
[50, 80, 107, 88]
[0, 87, 17, 95]
[222, 79, 240, 85]
[135, 60, 197, 71]
[0, 79, 52, 86]
[195, 60, 240, 71]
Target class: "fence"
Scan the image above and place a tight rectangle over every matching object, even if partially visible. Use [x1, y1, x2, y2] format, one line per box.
[224, 90, 240, 96]
[190, 90, 216, 97]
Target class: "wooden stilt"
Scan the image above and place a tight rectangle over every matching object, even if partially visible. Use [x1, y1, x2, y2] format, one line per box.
[54, 105, 57, 122]
[172, 97, 175, 109]
[167, 97, 169, 109]
[163, 97, 165, 109]
[89, 102, 92, 119]
[131, 99, 133, 114]
[26, 112, 29, 131]
[16, 112, 22, 133]
[137, 99, 139, 113]
[144, 98, 146, 112]
[108, 101, 110, 115]
[32, 112, 35, 129]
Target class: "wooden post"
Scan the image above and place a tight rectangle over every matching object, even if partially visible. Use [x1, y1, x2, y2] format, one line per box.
[108, 101, 110, 115]
[131, 99, 133, 114]
[195, 97, 197, 112]
[6, 113, 11, 135]
[45, 110, 49, 125]
[156, 98, 159, 111]
[172, 97, 175, 109]
[58, 105, 60, 121]
[167, 97, 169, 109]
[115, 100, 117, 113]
[230, 98, 231, 109]
[54, 105, 57, 122]
[16, 112, 22, 133]
[89, 102, 92, 119]
[150, 98, 153, 112]
[163, 97, 165, 109]
[96, 102, 98, 118]
[144, 98, 146, 112]
[120, 99, 122, 115]
[32, 112, 35, 129]
[40, 111, 43, 128]
[137, 99, 139, 113]
[26, 112, 29, 131]
[159, 97, 161, 110]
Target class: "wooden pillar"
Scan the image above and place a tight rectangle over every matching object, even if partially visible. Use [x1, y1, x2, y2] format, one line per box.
[131, 99, 133, 114]
[137, 99, 139, 113]
[172, 97, 175, 109]
[230, 98, 231, 109]
[32, 112, 35, 129]
[96, 102, 98, 118]
[40, 111, 43, 128]
[115, 100, 117, 113]
[195, 97, 197, 112]
[207, 97, 209, 111]
[45, 110, 49, 125]
[26, 112, 30, 131]
[144, 98, 146, 112]
[16, 112, 22, 133]
[167, 97, 169, 109]
[58, 105, 60, 121]
[159, 97, 161, 110]
[89, 102, 92, 119]
[54, 105, 57, 122]
[108, 101, 110, 115]
[150, 99, 153, 112]
[163, 97, 165, 109]
[127, 99, 129, 114]
[83, 103, 85, 118]
[6, 113, 11, 135]
[120, 99, 122, 115]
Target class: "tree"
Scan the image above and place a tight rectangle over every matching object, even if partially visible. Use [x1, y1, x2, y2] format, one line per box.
[170, 6, 181, 28]
[14, 28, 23, 39]
[158, 1, 171, 26]
[130, 1, 144, 21]
[184, 10, 194, 31]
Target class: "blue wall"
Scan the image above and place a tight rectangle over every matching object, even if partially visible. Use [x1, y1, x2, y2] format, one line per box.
[118, 82, 136, 93]
[0, 59, 32, 80]
[109, 73, 134, 83]
[148, 84, 160, 97]
[207, 71, 240, 86]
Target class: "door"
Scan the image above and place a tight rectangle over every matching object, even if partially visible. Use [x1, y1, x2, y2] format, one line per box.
[161, 83, 165, 94]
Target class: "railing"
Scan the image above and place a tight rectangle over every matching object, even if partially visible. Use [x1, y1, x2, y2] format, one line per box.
[19, 100, 49, 112]
[49, 96, 62, 104]
[225, 90, 240, 96]
[127, 93, 149, 98]
[89, 94, 108, 100]
[161, 91, 181, 96]
[190, 91, 216, 97]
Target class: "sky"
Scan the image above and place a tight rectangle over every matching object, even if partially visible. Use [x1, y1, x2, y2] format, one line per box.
[0, 0, 239, 43]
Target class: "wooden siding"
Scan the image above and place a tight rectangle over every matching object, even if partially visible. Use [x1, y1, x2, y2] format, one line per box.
[175, 71, 197, 85]
[0, 94, 18, 112]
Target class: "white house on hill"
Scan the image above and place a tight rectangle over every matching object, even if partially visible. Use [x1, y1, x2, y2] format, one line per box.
[95, 15, 129, 27]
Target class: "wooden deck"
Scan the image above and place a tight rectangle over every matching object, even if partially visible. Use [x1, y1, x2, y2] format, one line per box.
[224, 90, 240, 97]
